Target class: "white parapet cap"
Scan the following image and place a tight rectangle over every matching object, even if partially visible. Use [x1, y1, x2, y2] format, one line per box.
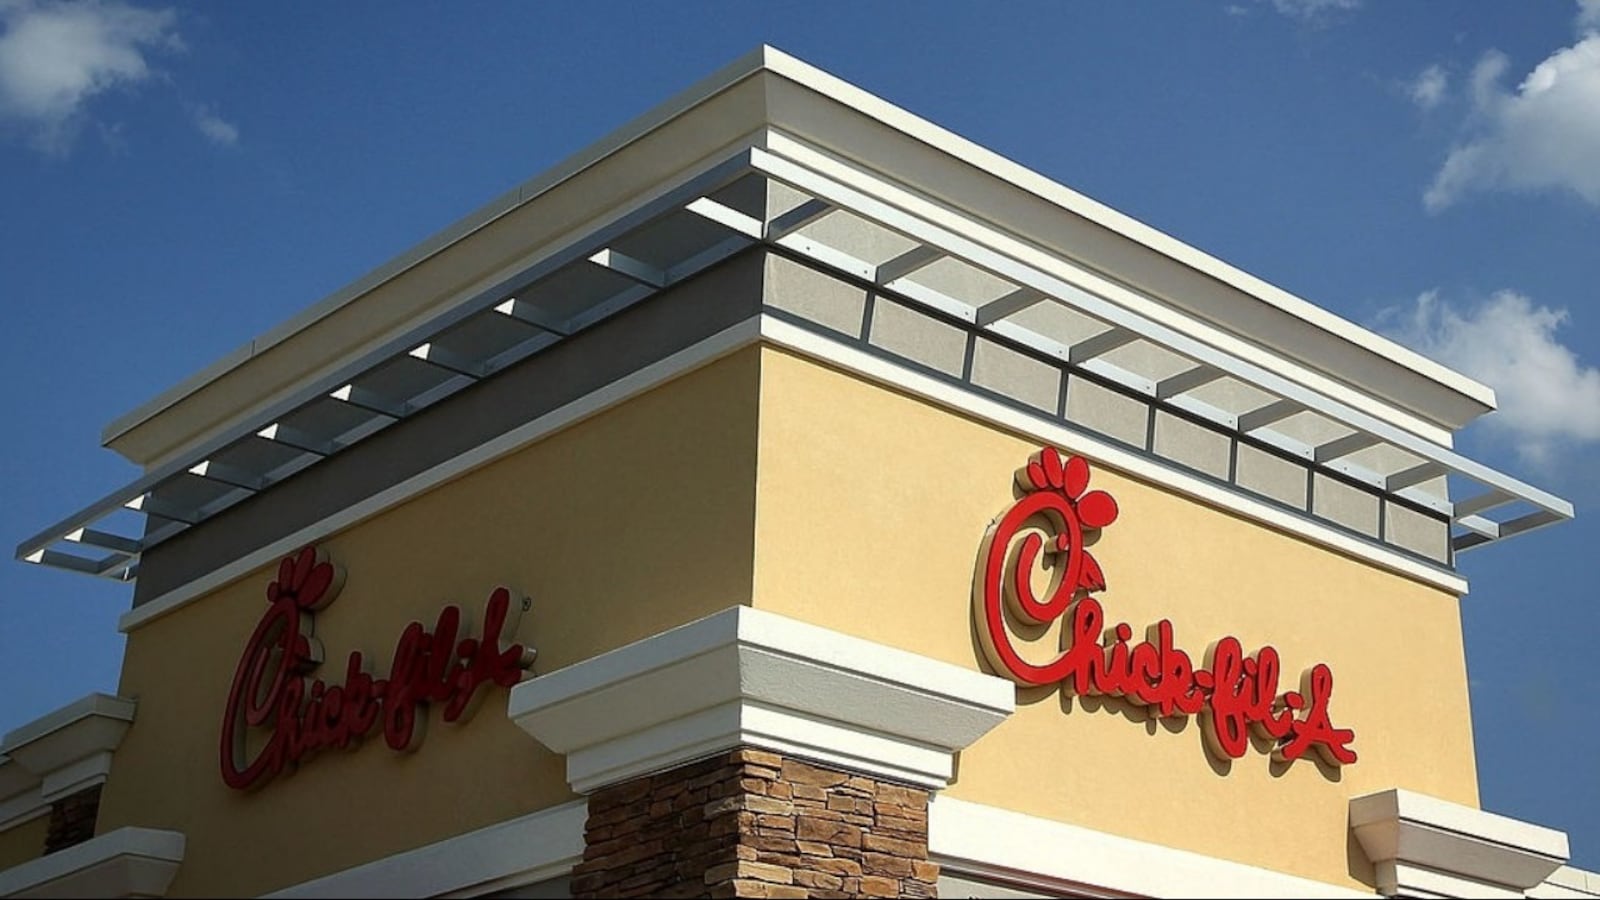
[508, 605, 1015, 793]
[1351, 787, 1571, 897]
[18, 46, 1572, 584]
[0, 694, 136, 827]
[0, 826, 184, 899]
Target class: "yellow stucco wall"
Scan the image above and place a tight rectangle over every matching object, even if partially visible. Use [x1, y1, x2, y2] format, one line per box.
[750, 347, 1478, 891]
[96, 348, 761, 897]
[0, 815, 46, 872]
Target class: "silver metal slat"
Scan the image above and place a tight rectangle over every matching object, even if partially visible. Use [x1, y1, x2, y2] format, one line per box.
[1454, 489, 1515, 518]
[255, 423, 339, 457]
[765, 199, 832, 239]
[974, 287, 1046, 327]
[408, 343, 488, 379]
[1386, 461, 1447, 492]
[1236, 399, 1303, 433]
[65, 528, 141, 555]
[1155, 365, 1225, 400]
[1313, 432, 1382, 463]
[187, 459, 266, 492]
[588, 249, 667, 288]
[874, 245, 944, 285]
[328, 384, 409, 419]
[1066, 328, 1138, 365]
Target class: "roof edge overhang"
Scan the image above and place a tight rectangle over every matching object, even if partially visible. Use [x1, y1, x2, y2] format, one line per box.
[102, 45, 1490, 471]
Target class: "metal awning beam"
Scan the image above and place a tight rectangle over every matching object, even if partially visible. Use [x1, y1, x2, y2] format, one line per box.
[1155, 365, 1225, 400]
[588, 249, 667, 288]
[1386, 461, 1447, 492]
[65, 528, 141, 555]
[765, 199, 832, 239]
[492, 298, 570, 336]
[685, 197, 763, 239]
[329, 384, 408, 419]
[255, 423, 337, 457]
[1454, 489, 1514, 518]
[875, 245, 943, 285]
[408, 343, 487, 379]
[123, 493, 198, 525]
[1067, 328, 1137, 365]
[975, 287, 1046, 327]
[1237, 399, 1303, 433]
[187, 459, 265, 492]
[1314, 432, 1382, 463]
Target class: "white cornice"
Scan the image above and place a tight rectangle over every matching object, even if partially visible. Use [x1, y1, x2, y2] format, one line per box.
[0, 826, 183, 899]
[508, 605, 1014, 792]
[1350, 788, 1569, 897]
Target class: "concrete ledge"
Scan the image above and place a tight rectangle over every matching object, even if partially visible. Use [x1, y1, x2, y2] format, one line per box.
[0, 826, 183, 899]
[509, 606, 1014, 792]
[1351, 788, 1569, 898]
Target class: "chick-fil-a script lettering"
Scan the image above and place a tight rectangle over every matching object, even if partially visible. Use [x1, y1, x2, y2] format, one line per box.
[974, 448, 1356, 767]
[220, 547, 537, 790]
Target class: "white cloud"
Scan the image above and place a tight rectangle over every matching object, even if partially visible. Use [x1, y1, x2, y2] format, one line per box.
[1381, 290, 1600, 465]
[1407, 64, 1449, 110]
[1424, 34, 1600, 210]
[0, 0, 179, 151]
[1264, 0, 1360, 21]
[1579, 0, 1600, 32]
[191, 103, 235, 145]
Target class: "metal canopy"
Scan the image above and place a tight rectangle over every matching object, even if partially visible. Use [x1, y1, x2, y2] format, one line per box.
[16, 146, 1573, 583]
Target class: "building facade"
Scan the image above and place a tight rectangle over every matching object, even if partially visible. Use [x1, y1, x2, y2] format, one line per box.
[2, 47, 1595, 899]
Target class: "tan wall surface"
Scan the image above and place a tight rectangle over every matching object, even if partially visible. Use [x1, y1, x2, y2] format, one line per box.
[0, 815, 45, 872]
[750, 347, 1478, 891]
[97, 349, 761, 898]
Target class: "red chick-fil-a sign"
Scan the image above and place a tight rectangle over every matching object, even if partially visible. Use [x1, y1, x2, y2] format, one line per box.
[974, 448, 1357, 767]
[219, 546, 537, 790]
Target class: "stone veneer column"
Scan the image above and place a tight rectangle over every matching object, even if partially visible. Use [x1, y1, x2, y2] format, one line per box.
[510, 607, 1014, 899]
[571, 748, 937, 899]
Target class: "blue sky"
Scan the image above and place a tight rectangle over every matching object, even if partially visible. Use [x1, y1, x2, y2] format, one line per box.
[2, 0, 1598, 872]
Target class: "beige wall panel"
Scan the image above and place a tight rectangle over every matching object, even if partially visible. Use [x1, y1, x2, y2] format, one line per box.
[751, 347, 1477, 891]
[1153, 409, 1232, 480]
[1236, 442, 1308, 509]
[868, 299, 968, 377]
[1387, 502, 1451, 564]
[97, 350, 761, 897]
[1314, 472, 1381, 538]
[970, 339, 1060, 413]
[0, 815, 45, 871]
[1065, 377, 1148, 448]
[764, 253, 868, 338]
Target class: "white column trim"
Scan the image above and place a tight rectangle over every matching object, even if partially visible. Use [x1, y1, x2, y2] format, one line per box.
[928, 795, 1371, 899]
[0, 827, 183, 899]
[509, 606, 1014, 792]
[263, 800, 586, 899]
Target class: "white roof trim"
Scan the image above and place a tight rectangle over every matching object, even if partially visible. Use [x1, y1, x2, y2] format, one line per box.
[100, 45, 1492, 451]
